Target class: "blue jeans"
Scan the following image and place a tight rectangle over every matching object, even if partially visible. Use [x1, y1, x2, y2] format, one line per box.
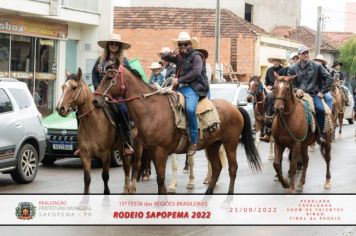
[178, 86, 199, 144]
[324, 92, 333, 112]
[313, 95, 325, 134]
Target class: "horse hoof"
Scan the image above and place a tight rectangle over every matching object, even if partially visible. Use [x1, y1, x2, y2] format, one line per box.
[122, 187, 129, 194]
[142, 176, 149, 181]
[186, 183, 195, 189]
[182, 169, 189, 174]
[296, 185, 303, 192]
[168, 186, 176, 193]
[203, 177, 211, 184]
[288, 188, 295, 193]
[129, 186, 136, 194]
[324, 182, 331, 189]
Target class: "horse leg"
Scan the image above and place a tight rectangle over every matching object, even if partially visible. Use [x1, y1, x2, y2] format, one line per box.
[288, 144, 302, 193]
[224, 143, 238, 194]
[297, 146, 309, 192]
[186, 154, 195, 189]
[101, 151, 111, 195]
[273, 142, 289, 188]
[80, 154, 92, 194]
[323, 131, 332, 189]
[268, 136, 274, 160]
[122, 155, 131, 194]
[130, 140, 143, 193]
[183, 155, 189, 173]
[205, 142, 223, 194]
[151, 148, 168, 194]
[203, 149, 212, 184]
[338, 113, 343, 134]
[168, 154, 178, 193]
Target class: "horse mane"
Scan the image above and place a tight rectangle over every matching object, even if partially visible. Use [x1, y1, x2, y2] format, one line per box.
[123, 67, 155, 92]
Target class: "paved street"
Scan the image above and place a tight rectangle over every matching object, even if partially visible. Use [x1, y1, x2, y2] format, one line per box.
[1, 122, 356, 235]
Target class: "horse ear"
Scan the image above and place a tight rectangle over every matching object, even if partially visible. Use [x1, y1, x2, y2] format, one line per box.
[77, 68, 82, 79]
[273, 72, 280, 80]
[65, 70, 70, 79]
[286, 75, 297, 81]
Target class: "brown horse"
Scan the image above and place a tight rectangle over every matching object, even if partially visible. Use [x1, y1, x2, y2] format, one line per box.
[56, 68, 138, 194]
[247, 76, 266, 136]
[330, 79, 346, 135]
[272, 75, 332, 193]
[95, 67, 261, 194]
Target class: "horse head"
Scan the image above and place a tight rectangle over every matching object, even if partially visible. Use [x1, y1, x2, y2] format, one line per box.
[273, 72, 296, 114]
[57, 68, 84, 117]
[247, 75, 262, 103]
[95, 66, 125, 99]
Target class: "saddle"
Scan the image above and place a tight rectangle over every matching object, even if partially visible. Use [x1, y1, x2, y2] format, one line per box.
[301, 93, 333, 133]
[168, 92, 221, 139]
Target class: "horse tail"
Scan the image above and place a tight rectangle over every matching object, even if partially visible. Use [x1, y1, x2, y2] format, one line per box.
[238, 107, 262, 172]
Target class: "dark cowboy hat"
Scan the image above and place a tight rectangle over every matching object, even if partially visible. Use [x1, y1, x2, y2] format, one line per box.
[195, 49, 209, 59]
[332, 61, 343, 68]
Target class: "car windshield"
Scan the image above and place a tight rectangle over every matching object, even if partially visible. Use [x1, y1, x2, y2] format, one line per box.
[210, 87, 236, 103]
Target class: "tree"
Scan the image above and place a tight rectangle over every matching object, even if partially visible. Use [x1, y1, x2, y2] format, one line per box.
[338, 37, 356, 89]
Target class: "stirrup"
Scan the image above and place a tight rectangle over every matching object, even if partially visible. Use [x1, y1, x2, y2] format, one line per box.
[187, 143, 197, 156]
[123, 142, 134, 156]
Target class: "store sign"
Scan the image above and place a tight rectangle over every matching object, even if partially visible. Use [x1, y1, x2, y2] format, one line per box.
[0, 15, 68, 40]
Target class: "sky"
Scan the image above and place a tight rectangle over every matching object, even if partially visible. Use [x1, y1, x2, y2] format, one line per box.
[301, 0, 356, 31]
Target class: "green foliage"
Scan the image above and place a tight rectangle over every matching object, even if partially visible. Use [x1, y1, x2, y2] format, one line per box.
[339, 37, 356, 75]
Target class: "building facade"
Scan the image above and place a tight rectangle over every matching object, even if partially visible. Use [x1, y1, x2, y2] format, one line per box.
[123, 0, 301, 32]
[0, 0, 112, 116]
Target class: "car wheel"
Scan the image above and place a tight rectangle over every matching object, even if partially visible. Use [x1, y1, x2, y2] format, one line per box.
[111, 150, 123, 167]
[10, 144, 38, 184]
[41, 156, 57, 166]
[347, 118, 354, 124]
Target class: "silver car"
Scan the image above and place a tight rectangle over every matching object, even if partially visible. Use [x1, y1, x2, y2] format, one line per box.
[209, 82, 255, 130]
[0, 78, 46, 183]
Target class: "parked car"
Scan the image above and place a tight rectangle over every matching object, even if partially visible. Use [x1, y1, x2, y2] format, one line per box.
[209, 82, 255, 130]
[344, 88, 354, 124]
[0, 78, 46, 183]
[42, 107, 123, 167]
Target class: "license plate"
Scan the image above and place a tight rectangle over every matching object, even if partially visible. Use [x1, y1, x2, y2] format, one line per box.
[52, 142, 73, 150]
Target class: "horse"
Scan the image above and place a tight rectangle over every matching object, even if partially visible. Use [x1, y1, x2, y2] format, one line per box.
[56, 68, 138, 194]
[95, 66, 261, 194]
[247, 76, 275, 160]
[330, 79, 346, 136]
[271, 74, 332, 193]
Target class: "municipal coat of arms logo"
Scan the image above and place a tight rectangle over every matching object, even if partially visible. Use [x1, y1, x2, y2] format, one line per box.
[15, 202, 36, 220]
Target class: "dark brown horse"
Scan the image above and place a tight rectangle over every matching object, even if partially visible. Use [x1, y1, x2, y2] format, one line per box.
[95, 67, 261, 194]
[247, 76, 266, 137]
[272, 75, 332, 193]
[330, 79, 346, 135]
[56, 68, 138, 194]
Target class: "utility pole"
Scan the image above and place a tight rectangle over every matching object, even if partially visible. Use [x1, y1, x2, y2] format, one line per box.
[214, 0, 221, 80]
[315, 6, 322, 57]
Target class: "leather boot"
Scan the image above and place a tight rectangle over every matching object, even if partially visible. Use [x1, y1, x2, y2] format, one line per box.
[259, 134, 270, 143]
[187, 143, 197, 156]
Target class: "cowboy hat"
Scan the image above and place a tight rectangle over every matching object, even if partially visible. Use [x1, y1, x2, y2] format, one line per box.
[195, 49, 209, 59]
[297, 45, 309, 54]
[313, 54, 327, 65]
[289, 52, 299, 60]
[332, 61, 343, 68]
[97, 34, 131, 50]
[267, 54, 286, 64]
[148, 62, 162, 70]
[157, 47, 170, 56]
[172, 32, 199, 49]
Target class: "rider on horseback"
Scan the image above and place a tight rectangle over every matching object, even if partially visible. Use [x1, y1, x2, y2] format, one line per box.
[91, 34, 134, 156]
[161, 32, 209, 156]
[288, 45, 333, 144]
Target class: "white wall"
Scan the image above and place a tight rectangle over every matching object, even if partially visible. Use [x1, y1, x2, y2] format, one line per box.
[128, 0, 301, 32]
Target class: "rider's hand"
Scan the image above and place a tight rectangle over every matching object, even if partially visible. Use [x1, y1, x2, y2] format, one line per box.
[267, 85, 272, 90]
[317, 92, 324, 98]
[296, 89, 304, 98]
[172, 77, 179, 85]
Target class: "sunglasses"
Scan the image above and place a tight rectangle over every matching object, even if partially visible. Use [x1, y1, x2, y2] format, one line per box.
[109, 42, 120, 46]
[178, 42, 190, 47]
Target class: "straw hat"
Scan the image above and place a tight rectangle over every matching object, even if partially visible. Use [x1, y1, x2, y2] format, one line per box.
[172, 32, 199, 49]
[267, 54, 287, 64]
[313, 54, 327, 65]
[157, 47, 170, 56]
[289, 52, 299, 60]
[97, 34, 131, 49]
[148, 62, 162, 70]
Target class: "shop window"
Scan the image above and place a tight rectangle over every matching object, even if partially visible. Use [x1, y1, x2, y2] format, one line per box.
[10, 35, 35, 77]
[0, 34, 10, 77]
